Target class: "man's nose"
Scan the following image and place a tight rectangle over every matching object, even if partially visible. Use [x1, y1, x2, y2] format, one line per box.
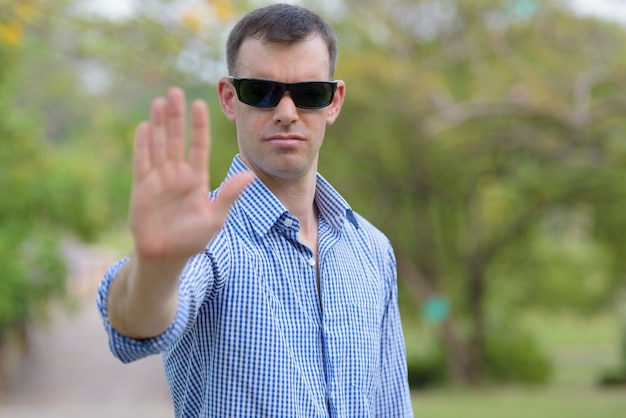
[272, 92, 299, 125]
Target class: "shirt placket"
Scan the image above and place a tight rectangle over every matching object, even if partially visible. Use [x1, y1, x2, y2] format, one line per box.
[317, 218, 343, 417]
[275, 213, 329, 415]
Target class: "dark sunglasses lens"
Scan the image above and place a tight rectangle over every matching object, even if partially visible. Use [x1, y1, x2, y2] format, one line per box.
[292, 83, 336, 109]
[234, 78, 337, 109]
[238, 80, 281, 107]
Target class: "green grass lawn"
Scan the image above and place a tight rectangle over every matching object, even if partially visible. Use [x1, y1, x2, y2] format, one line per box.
[412, 386, 626, 418]
[407, 313, 626, 417]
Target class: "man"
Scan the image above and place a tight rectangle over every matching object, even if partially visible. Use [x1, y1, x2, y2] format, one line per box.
[97, 4, 413, 417]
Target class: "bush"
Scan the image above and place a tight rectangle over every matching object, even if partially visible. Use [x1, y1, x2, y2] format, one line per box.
[406, 346, 447, 389]
[0, 229, 67, 332]
[484, 330, 553, 385]
[598, 320, 626, 387]
[598, 368, 626, 387]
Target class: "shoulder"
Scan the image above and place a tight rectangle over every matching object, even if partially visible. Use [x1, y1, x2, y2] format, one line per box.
[343, 210, 397, 277]
[350, 211, 393, 251]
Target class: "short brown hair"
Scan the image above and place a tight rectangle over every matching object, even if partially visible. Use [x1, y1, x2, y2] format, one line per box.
[226, 4, 338, 78]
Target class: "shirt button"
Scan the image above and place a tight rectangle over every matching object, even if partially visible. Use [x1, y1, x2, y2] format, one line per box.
[308, 258, 316, 267]
[283, 218, 293, 227]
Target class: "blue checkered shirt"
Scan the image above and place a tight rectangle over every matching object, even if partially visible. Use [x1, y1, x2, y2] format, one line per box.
[97, 155, 413, 417]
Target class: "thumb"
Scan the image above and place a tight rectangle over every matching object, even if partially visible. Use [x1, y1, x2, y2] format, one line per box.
[210, 171, 255, 220]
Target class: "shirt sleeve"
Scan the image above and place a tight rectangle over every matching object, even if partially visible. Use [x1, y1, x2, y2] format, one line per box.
[373, 242, 414, 417]
[96, 247, 228, 364]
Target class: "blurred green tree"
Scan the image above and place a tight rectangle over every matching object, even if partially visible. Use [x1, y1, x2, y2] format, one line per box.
[0, 0, 259, 342]
[319, 0, 626, 384]
[0, 0, 125, 337]
[0, 0, 68, 335]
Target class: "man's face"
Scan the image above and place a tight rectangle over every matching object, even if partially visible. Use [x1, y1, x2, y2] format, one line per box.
[218, 35, 345, 184]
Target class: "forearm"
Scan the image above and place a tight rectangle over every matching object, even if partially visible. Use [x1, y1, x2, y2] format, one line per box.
[107, 255, 188, 339]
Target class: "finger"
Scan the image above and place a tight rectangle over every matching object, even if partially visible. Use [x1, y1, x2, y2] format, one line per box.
[150, 97, 168, 166]
[133, 122, 152, 181]
[166, 87, 186, 161]
[210, 171, 255, 221]
[188, 100, 210, 175]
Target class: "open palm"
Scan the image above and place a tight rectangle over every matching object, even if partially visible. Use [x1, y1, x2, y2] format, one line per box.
[129, 88, 253, 261]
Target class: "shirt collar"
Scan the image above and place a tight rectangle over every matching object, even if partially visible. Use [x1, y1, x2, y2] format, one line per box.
[225, 155, 359, 238]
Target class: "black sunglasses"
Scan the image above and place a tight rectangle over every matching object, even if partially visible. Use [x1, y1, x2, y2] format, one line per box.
[229, 77, 338, 109]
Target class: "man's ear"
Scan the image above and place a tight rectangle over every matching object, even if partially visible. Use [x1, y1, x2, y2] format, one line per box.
[218, 77, 237, 122]
[326, 80, 346, 125]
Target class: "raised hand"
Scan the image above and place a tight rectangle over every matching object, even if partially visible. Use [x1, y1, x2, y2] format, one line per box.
[129, 87, 253, 261]
[106, 88, 252, 338]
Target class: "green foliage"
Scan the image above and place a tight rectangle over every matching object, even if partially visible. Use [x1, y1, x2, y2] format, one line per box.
[325, 0, 626, 382]
[598, 319, 626, 387]
[406, 344, 447, 389]
[484, 328, 552, 384]
[0, 0, 273, 336]
[598, 368, 626, 387]
[0, 8, 134, 333]
[0, 228, 67, 329]
[488, 207, 612, 314]
[0, 43, 66, 331]
[0, 230, 29, 329]
[405, 321, 552, 387]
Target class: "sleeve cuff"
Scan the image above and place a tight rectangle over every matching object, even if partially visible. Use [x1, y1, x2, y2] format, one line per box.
[96, 257, 191, 363]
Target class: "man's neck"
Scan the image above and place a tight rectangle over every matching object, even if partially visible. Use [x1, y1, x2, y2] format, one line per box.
[262, 172, 319, 249]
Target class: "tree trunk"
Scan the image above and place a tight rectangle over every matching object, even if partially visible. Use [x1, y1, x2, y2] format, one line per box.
[439, 318, 469, 383]
[466, 253, 487, 385]
[397, 257, 471, 383]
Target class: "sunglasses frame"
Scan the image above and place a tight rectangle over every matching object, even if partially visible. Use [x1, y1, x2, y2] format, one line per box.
[229, 77, 338, 110]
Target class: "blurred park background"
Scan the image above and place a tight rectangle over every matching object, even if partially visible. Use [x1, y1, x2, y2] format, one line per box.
[1, 0, 626, 416]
